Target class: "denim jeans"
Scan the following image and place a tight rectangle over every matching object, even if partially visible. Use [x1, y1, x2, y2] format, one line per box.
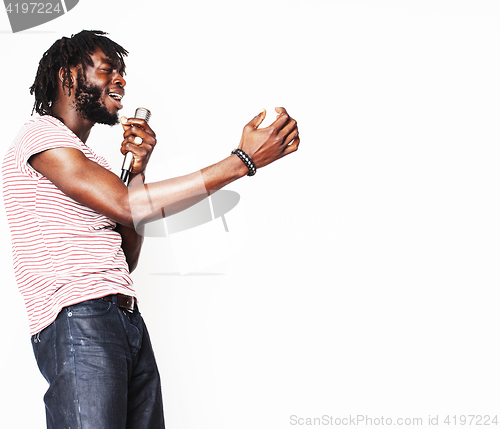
[31, 296, 165, 429]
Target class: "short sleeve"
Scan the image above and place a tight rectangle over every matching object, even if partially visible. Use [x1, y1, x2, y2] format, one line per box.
[15, 117, 84, 179]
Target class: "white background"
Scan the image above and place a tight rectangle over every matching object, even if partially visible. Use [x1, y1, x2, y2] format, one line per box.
[1, 1, 500, 428]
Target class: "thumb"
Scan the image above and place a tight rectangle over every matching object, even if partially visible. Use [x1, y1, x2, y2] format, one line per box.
[120, 116, 131, 132]
[248, 109, 266, 129]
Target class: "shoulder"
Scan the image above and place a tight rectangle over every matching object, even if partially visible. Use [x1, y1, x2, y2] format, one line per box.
[5, 116, 86, 180]
[22, 115, 80, 143]
[17, 115, 85, 157]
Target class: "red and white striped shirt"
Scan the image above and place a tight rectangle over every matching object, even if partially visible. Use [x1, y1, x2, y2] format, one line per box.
[2, 115, 135, 335]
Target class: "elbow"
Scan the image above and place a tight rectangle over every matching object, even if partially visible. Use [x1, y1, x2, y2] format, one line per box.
[113, 197, 136, 229]
[121, 215, 136, 230]
[115, 210, 135, 229]
[119, 188, 156, 228]
[128, 259, 139, 273]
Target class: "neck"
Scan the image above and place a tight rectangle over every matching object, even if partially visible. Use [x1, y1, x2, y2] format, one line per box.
[50, 102, 94, 144]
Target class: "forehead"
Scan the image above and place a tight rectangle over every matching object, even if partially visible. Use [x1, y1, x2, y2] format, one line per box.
[90, 47, 114, 65]
[88, 47, 125, 72]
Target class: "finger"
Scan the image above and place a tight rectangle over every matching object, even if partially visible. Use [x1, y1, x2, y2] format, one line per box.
[120, 116, 129, 129]
[120, 117, 156, 139]
[123, 127, 157, 148]
[121, 135, 154, 152]
[283, 128, 299, 147]
[283, 136, 300, 155]
[126, 117, 156, 138]
[120, 140, 152, 157]
[278, 117, 298, 142]
[268, 110, 290, 129]
[246, 109, 266, 130]
[120, 116, 132, 140]
[120, 135, 154, 154]
[125, 148, 148, 173]
[274, 107, 288, 116]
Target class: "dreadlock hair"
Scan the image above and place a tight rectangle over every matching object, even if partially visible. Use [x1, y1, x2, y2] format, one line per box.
[29, 30, 128, 116]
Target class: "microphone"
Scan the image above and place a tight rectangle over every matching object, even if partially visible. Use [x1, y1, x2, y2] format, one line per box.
[120, 107, 152, 183]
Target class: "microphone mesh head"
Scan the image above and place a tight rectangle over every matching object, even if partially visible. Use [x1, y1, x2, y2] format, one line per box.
[134, 107, 151, 123]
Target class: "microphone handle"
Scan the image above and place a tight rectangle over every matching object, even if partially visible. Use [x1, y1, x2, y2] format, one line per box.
[120, 107, 152, 183]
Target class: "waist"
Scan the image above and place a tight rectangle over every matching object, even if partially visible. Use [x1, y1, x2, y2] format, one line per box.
[102, 294, 137, 311]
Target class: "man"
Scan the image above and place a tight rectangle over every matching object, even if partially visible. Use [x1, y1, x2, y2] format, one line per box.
[3, 30, 299, 429]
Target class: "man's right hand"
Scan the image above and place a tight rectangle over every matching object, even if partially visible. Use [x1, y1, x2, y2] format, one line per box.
[119, 116, 157, 177]
[238, 107, 300, 169]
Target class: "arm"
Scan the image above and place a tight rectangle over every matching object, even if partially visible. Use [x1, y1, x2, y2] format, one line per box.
[115, 222, 143, 272]
[122, 107, 300, 224]
[29, 108, 299, 237]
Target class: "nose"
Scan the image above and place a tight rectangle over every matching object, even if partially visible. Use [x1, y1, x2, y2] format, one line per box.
[112, 71, 126, 87]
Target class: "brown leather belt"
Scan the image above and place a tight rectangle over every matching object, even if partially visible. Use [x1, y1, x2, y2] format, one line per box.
[102, 294, 136, 311]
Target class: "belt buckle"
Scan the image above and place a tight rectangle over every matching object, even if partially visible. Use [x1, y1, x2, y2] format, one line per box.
[121, 295, 135, 312]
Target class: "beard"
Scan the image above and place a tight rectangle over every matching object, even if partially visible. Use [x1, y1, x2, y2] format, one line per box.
[73, 75, 119, 126]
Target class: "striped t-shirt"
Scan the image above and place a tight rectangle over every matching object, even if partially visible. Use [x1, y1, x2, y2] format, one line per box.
[3, 115, 135, 335]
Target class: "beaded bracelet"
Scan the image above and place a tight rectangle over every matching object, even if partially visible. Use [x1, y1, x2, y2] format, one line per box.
[231, 148, 257, 176]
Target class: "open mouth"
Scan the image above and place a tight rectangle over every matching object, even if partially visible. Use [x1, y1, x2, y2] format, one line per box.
[108, 92, 124, 109]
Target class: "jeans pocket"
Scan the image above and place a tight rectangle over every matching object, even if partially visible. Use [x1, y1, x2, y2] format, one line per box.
[66, 298, 113, 318]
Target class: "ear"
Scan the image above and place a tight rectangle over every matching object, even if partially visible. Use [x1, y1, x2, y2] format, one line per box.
[58, 67, 77, 92]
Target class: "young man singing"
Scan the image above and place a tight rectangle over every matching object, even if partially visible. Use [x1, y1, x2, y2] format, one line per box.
[3, 30, 300, 429]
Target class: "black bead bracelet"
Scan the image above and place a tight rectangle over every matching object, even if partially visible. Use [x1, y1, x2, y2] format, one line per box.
[231, 148, 257, 176]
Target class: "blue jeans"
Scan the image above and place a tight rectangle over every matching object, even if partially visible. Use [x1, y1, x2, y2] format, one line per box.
[31, 296, 165, 429]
